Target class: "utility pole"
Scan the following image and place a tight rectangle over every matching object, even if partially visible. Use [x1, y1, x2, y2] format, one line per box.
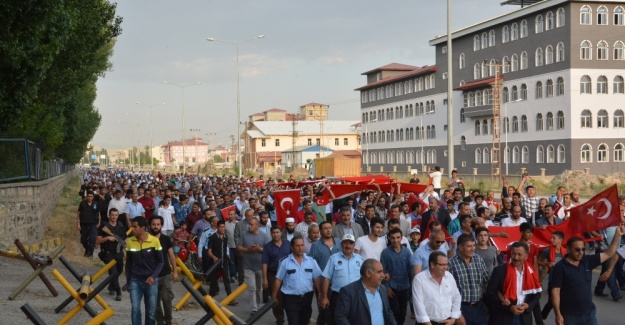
[291, 116, 299, 170]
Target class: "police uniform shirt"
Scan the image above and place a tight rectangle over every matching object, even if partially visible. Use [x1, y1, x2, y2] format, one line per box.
[322, 252, 364, 293]
[276, 253, 322, 295]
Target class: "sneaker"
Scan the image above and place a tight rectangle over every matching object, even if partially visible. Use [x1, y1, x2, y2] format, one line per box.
[115, 294, 122, 301]
[614, 295, 623, 302]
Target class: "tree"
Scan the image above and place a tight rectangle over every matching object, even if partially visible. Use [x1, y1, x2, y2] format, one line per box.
[0, 1, 122, 163]
[213, 155, 224, 163]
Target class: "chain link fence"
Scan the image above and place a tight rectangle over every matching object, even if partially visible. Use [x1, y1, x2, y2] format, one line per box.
[0, 138, 74, 183]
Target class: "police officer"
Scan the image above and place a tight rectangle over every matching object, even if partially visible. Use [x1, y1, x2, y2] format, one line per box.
[272, 236, 322, 325]
[318, 234, 363, 325]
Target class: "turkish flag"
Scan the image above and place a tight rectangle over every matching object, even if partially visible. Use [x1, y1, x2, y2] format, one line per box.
[220, 205, 236, 220]
[274, 189, 301, 228]
[553, 200, 563, 217]
[568, 184, 621, 233]
[407, 194, 429, 215]
[315, 184, 363, 206]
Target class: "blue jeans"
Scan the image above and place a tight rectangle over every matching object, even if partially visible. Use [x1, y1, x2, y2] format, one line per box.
[129, 279, 159, 325]
[460, 302, 488, 325]
[562, 305, 598, 325]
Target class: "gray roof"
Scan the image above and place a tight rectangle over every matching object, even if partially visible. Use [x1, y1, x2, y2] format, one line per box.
[250, 120, 360, 137]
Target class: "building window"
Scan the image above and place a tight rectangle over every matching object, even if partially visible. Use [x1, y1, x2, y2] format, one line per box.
[275, 139, 280, 147]
[557, 144, 566, 163]
[598, 41, 608, 60]
[616, 7, 625, 25]
[511, 54, 519, 71]
[557, 111, 565, 129]
[473, 64, 480, 80]
[581, 109, 593, 128]
[511, 23, 518, 40]
[489, 59, 496, 76]
[546, 46, 554, 64]
[334, 138, 339, 146]
[502, 56, 510, 73]
[597, 76, 608, 94]
[503, 117, 510, 133]
[474, 35, 480, 51]
[483, 119, 489, 135]
[459, 53, 465, 69]
[460, 108, 465, 123]
[580, 75, 592, 94]
[615, 76, 625, 94]
[598, 109, 609, 127]
[489, 30, 496, 46]
[547, 145, 555, 163]
[442, 46, 447, 54]
[535, 15, 544, 33]
[520, 20, 528, 38]
[513, 147, 520, 163]
[511, 86, 518, 101]
[481, 62, 488, 78]
[615, 144, 625, 162]
[598, 6, 608, 25]
[520, 52, 528, 70]
[502, 87, 509, 103]
[307, 138, 312, 146]
[546, 12, 555, 30]
[461, 136, 467, 150]
[261, 139, 266, 147]
[521, 115, 528, 132]
[512, 116, 519, 132]
[535, 48, 544, 67]
[522, 146, 529, 163]
[536, 81, 543, 98]
[316, 138, 320, 145]
[581, 41, 592, 60]
[521, 84, 527, 100]
[556, 42, 565, 62]
[431, 126, 436, 139]
[614, 109, 625, 127]
[502, 26, 509, 43]
[557, 8, 566, 27]
[475, 121, 481, 136]
[344, 138, 348, 145]
[546, 112, 554, 130]
[615, 41, 624, 60]
[481, 32, 488, 49]
[536, 113, 544, 131]
[580, 5, 592, 25]
[536, 146, 545, 163]
[556, 77, 565, 95]
[483, 148, 490, 164]
[546, 79, 554, 97]
[598, 144, 608, 162]
[581, 144, 592, 163]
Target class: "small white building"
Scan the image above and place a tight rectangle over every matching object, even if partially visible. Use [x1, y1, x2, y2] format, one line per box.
[281, 145, 333, 169]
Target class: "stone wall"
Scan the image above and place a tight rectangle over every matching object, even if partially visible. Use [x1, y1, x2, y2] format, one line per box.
[0, 171, 74, 248]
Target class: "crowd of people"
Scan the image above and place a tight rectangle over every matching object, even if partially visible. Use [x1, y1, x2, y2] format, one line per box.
[76, 167, 625, 325]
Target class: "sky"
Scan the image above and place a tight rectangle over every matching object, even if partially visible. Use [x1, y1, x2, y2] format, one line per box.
[92, 0, 513, 150]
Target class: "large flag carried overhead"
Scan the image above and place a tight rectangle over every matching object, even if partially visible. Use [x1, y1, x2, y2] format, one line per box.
[274, 189, 301, 228]
[568, 184, 622, 234]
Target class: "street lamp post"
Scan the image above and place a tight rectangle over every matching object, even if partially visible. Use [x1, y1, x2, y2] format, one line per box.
[136, 102, 165, 171]
[207, 34, 264, 178]
[163, 81, 202, 175]
[365, 119, 377, 172]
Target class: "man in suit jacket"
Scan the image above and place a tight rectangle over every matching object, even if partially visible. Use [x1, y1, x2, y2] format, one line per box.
[485, 241, 541, 325]
[332, 206, 364, 240]
[334, 259, 397, 325]
[420, 197, 451, 233]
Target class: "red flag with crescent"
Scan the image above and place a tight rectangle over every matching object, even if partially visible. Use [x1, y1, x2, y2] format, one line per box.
[274, 189, 301, 228]
[220, 205, 236, 220]
[553, 200, 563, 217]
[568, 184, 621, 233]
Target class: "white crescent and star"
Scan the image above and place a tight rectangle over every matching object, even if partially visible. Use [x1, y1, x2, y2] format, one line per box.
[280, 197, 294, 215]
[586, 198, 612, 220]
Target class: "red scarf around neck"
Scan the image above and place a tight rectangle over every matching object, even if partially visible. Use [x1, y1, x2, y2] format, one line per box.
[503, 261, 542, 301]
[548, 245, 566, 269]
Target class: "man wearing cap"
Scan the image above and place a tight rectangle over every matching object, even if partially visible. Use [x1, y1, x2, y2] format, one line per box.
[319, 233, 364, 325]
[273, 236, 323, 325]
[282, 217, 299, 241]
[309, 221, 341, 325]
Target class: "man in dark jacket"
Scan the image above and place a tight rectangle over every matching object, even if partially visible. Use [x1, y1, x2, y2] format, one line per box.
[420, 197, 452, 233]
[334, 259, 397, 325]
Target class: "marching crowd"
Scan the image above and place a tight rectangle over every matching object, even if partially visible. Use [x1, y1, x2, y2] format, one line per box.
[77, 167, 625, 325]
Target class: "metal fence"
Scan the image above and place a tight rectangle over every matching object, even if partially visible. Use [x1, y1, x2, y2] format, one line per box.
[0, 138, 74, 183]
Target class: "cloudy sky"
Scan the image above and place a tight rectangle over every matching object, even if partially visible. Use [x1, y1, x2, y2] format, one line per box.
[92, 0, 513, 149]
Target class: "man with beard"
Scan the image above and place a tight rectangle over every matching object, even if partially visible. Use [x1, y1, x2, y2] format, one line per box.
[96, 208, 126, 301]
[149, 216, 178, 325]
[138, 188, 156, 221]
[282, 217, 299, 241]
[356, 204, 377, 236]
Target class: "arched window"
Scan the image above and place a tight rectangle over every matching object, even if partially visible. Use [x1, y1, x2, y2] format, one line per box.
[598, 144, 608, 162]
[503, 117, 510, 133]
[475, 121, 481, 136]
[489, 30, 496, 47]
[581, 40, 591, 60]
[521, 115, 528, 132]
[580, 5, 591, 25]
[597, 41, 608, 60]
[546, 12, 555, 30]
[521, 84, 527, 100]
[598, 6, 608, 25]
[547, 145, 555, 163]
[483, 148, 490, 164]
[597, 75, 608, 94]
[431, 125, 436, 139]
[474, 63, 480, 80]
[545, 45, 554, 64]
[556, 77, 565, 95]
[504, 146, 510, 164]
[481, 61, 488, 78]
[615, 109, 625, 128]
[536, 113, 544, 131]
[616, 7, 624, 26]
[598, 109, 609, 128]
[512, 116, 519, 132]
[512, 54, 519, 72]
[581, 109, 592, 128]
[474, 35, 480, 51]
[460, 108, 466, 123]
[461, 136, 467, 150]
[557, 145, 566, 163]
[520, 52, 528, 70]
[557, 8, 566, 27]
[513, 147, 520, 163]
[536, 145, 545, 163]
[459, 53, 465, 69]
[536, 81, 543, 98]
[483, 119, 489, 135]
[489, 59, 496, 76]
[535, 15, 544, 33]
[475, 148, 482, 164]
[502, 25, 510, 43]
[557, 111, 565, 129]
[511, 85, 518, 101]
[556, 42, 565, 62]
[615, 42, 625, 60]
[476, 91, 483, 106]
[520, 20, 528, 38]
[511, 23, 519, 40]
[522, 146, 529, 163]
[481, 32, 488, 49]
[546, 112, 554, 130]
[535, 48, 544, 67]
[502, 87, 509, 103]
[580, 75, 592, 94]
[615, 143, 625, 162]
[546, 79, 554, 97]
[581, 144, 592, 163]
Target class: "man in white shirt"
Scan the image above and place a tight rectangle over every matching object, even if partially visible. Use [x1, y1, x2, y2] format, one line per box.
[413, 251, 462, 325]
[429, 166, 443, 196]
[355, 217, 386, 261]
[501, 205, 527, 227]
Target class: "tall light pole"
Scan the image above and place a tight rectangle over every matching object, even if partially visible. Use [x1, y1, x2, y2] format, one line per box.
[446, 0, 455, 178]
[365, 119, 377, 172]
[207, 34, 265, 178]
[163, 81, 202, 175]
[136, 102, 165, 171]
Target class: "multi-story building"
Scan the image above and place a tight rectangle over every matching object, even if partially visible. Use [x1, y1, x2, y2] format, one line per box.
[161, 138, 209, 165]
[358, 0, 625, 176]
